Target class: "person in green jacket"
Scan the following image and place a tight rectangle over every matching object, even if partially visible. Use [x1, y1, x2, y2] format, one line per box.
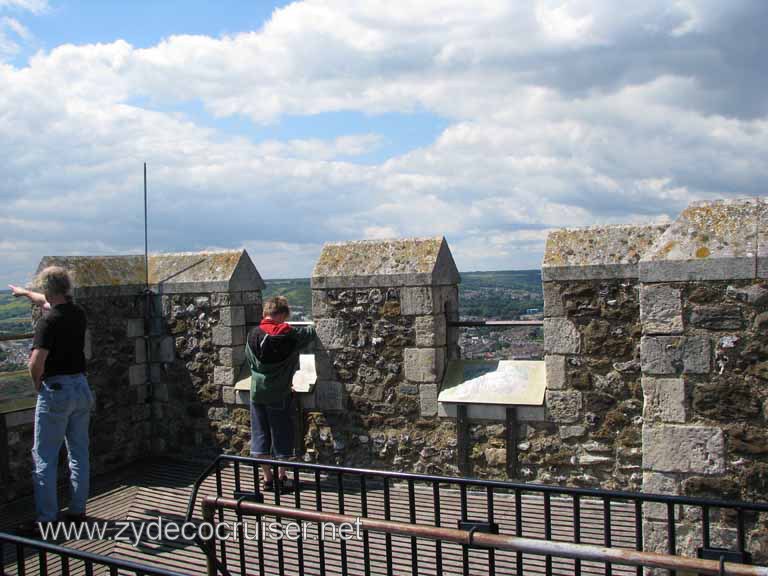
[246, 296, 315, 492]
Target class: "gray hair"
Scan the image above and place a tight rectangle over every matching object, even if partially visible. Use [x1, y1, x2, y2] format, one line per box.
[35, 266, 72, 298]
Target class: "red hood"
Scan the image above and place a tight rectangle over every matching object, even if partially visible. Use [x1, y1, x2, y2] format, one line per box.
[260, 318, 292, 335]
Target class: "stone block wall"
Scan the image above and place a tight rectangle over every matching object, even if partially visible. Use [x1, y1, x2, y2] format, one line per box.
[636, 199, 768, 562]
[303, 238, 465, 474]
[158, 289, 262, 458]
[540, 198, 768, 564]
[1, 409, 35, 504]
[537, 225, 667, 489]
[0, 250, 264, 507]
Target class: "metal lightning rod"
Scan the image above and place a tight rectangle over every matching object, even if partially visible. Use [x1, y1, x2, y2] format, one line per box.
[144, 162, 149, 290]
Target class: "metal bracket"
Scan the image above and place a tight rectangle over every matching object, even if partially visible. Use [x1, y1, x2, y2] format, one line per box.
[458, 520, 499, 548]
[698, 547, 752, 565]
[232, 491, 265, 504]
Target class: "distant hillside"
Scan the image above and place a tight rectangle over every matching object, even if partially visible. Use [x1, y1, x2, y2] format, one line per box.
[0, 291, 32, 337]
[459, 269, 543, 320]
[261, 270, 543, 320]
[262, 278, 312, 319]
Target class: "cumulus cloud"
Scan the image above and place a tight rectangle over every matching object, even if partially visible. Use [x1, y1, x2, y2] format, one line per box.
[1, 0, 767, 284]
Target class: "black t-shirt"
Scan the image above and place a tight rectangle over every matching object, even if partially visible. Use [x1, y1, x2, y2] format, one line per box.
[32, 300, 87, 378]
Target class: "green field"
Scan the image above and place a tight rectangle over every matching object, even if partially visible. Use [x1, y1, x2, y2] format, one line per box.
[0, 291, 32, 336]
[459, 269, 543, 319]
[262, 278, 312, 315]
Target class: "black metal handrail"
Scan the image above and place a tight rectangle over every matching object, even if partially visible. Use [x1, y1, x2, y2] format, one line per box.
[0, 333, 33, 342]
[202, 497, 768, 576]
[185, 455, 768, 576]
[449, 320, 543, 327]
[0, 531, 192, 576]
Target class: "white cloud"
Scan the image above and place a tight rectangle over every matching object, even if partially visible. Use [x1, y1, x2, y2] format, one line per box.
[0, 0, 47, 13]
[1, 1, 767, 284]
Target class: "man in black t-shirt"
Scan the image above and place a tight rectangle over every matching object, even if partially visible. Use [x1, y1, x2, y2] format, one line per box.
[10, 267, 94, 526]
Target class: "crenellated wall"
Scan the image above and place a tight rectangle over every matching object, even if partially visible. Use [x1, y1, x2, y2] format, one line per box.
[539, 224, 668, 489]
[2, 197, 766, 554]
[0, 250, 265, 506]
[302, 237, 464, 473]
[541, 197, 768, 564]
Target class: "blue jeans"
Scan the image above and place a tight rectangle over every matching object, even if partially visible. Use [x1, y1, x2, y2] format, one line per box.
[250, 394, 295, 460]
[32, 373, 94, 522]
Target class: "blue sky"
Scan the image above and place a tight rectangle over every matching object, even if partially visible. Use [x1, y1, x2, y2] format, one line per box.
[1, 1, 767, 284]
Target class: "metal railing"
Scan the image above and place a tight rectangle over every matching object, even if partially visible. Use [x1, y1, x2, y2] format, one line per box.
[200, 497, 768, 576]
[449, 320, 543, 327]
[0, 334, 34, 343]
[0, 531, 192, 576]
[185, 455, 768, 576]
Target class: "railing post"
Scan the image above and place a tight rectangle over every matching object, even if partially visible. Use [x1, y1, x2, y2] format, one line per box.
[294, 393, 304, 457]
[0, 414, 8, 485]
[456, 404, 470, 476]
[505, 407, 518, 479]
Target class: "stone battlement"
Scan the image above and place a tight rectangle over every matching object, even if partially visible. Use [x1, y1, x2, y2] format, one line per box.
[1, 197, 766, 560]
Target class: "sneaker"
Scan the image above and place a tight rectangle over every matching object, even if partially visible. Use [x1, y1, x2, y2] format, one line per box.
[63, 512, 87, 524]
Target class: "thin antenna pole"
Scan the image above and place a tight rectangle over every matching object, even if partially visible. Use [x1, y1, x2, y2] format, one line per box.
[144, 162, 149, 289]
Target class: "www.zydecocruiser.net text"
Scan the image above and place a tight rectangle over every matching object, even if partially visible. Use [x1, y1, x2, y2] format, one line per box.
[37, 517, 364, 547]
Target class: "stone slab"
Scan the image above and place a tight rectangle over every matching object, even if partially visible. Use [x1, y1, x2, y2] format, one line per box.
[640, 336, 711, 375]
[84, 329, 93, 361]
[419, 383, 438, 416]
[403, 347, 446, 383]
[126, 318, 144, 338]
[438, 360, 546, 406]
[545, 390, 582, 423]
[315, 318, 347, 350]
[642, 425, 725, 474]
[314, 379, 345, 411]
[545, 354, 567, 391]
[312, 237, 460, 289]
[414, 314, 447, 347]
[134, 338, 147, 364]
[219, 306, 245, 327]
[642, 471, 682, 520]
[212, 325, 245, 347]
[151, 336, 175, 363]
[244, 304, 262, 324]
[401, 286, 437, 315]
[311, 290, 332, 318]
[218, 346, 245, 368]
[214, 366, 238, 388]
[640, 284, 683, 335]
[642, 377, 687, 423]
[542, 283, 564, 317]
[129, 364, 147, 387]
[542, 224, 668, 281]
[543, 318, 580, 354]
[640, 198, 760, 282]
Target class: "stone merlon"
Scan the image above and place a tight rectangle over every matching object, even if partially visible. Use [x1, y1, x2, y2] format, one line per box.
[542, 224, 669, 281]
[312, 236, 460, 289]
[640, 197, 767, 281]
[36, 249, 265, 295]
[543, 196, 768, 282]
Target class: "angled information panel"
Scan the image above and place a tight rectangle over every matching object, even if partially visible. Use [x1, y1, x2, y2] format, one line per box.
[438, 359, 546, 406]
[234, 354, 318, 395]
